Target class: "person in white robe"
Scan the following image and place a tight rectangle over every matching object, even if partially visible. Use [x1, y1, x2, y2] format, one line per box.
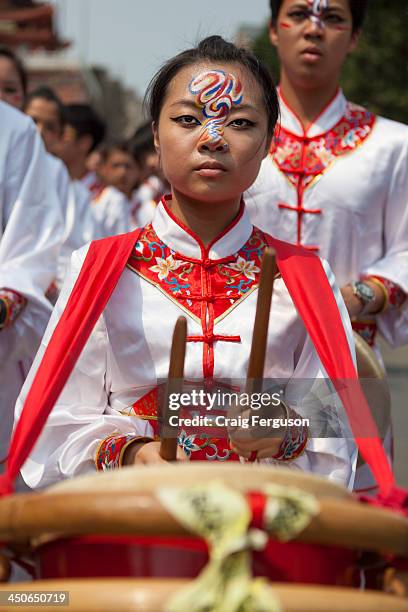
[90, 184, 131, 238]
[0, 101, 63, 465]
[244, 0, 407, 493]
[14, 36, 359, 492]
[16, 198, 356, 490]
[24, 87, 100, 295]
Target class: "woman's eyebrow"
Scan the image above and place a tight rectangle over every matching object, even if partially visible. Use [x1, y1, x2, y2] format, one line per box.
[229, 103, 258, 114]
[169, 99, 198, 109]
[325, 4, 346, 13]
[168, 99, 259, 115]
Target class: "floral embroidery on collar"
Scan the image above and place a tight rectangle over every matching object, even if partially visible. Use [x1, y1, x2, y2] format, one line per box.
[272, 102, 376, 190]
[226, 256, 260, 281]
[149, 254, 184, 280]
[127, 223, 267, 324]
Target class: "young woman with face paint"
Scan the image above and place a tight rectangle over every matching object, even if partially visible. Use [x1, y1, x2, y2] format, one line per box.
[245, 1, 408, 493]
[14, 37, 357, 489]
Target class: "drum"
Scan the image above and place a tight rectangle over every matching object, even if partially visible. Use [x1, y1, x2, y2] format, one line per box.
[0, 464, 406, 593]
[1, 579, 408, 611]
[353, 331, 391, 441]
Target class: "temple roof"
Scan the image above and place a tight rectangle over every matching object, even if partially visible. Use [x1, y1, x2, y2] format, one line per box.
[0, 0, 68, 50]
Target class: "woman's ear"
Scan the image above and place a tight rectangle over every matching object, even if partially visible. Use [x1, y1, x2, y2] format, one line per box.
[348, 29, 361, 54]
[269, 19, 279, 48]
[152, 121, 160, 152]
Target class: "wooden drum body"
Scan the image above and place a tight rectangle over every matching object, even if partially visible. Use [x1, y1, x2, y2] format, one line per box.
[0, 464, 406, 591]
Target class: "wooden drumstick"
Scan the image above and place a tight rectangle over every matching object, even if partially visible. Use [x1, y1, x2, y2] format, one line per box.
[246, 247, 277, 395]
[159, 316, 187, 461]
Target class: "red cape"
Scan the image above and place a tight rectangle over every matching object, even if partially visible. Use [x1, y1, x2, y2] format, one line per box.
[0, 227, 400, 507]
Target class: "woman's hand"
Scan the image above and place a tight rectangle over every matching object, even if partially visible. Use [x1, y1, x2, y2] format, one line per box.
[341, 284, 364, 318]
[229, 435, 283, 459]
[124, 440, 189, 465]
[341, 281, 386, 317]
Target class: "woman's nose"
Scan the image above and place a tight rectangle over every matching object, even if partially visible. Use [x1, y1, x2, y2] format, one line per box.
[198, 139, 229, 153]
[304, 18, 325, 37]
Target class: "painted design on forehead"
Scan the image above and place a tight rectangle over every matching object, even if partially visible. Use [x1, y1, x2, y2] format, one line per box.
[189, 70, 243, 150]
[307, 0, 329, 28]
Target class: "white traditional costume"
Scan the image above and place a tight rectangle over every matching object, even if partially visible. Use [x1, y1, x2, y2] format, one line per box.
[16, 198, 356, 490]
[56, 179, 99, 291]
[130, 175, 167, 228]
[90, 185, 131, 238]
[245, 89, 408, 492]
[245, 89, 408, 349]
[0, 102, 63, 463]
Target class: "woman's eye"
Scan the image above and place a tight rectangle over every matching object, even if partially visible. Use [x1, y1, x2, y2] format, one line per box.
[229, 118, 255, 128]
[288, 10, 309, 21]
[325, 14, 345, 24]
[171, 115, 200, 126]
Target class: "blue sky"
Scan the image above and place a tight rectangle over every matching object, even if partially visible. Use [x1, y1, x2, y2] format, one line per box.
[54, 0, 270, 96]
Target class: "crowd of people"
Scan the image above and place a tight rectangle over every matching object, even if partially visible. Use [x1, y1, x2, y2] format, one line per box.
[0, 44, 168, 472]
[0, 0, 407, 500]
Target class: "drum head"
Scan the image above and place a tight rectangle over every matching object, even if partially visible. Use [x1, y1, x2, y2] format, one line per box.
[47, 463, 351, 499]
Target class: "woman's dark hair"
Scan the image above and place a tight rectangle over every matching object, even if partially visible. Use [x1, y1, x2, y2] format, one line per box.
[269, 0, 368, 33]
[0, 46, 28, 96]
[145, 35, 279, 138]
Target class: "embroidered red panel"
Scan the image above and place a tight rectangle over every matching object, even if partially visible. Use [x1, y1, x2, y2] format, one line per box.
[272, 103, 376, 190]
[127, 224, 267, 324]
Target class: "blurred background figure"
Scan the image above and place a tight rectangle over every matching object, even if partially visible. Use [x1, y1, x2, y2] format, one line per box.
[128, 121, 169, 227]
[25, 88, 98, 294]
[56, 103, 105, 190]
[25, 85, 65, 156]
[0, 100, 62, 470]
[98, 140, 139, 201]
[58, 103, 130, 237]
[0, 48, 73, 299]
[0, 46, 26, 108]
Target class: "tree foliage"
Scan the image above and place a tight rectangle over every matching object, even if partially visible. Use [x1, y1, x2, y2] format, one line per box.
[251, 0, 408, 123]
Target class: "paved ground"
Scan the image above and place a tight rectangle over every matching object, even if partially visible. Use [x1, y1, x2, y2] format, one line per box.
[380, 339, 408, 486]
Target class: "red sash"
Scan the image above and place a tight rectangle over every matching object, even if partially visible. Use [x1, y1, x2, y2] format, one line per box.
[0, 228, 400, 506]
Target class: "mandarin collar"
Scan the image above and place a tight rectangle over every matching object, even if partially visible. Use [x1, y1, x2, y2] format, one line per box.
[278, 87, 348, 138]
[152, 196, 253, 261]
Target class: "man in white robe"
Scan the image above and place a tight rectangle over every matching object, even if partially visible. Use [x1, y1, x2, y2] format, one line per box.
[25, 88, 100, 293]
[0, 101, 63, 466]
[244, 0, 408, 493]
[57, 103, 130, 238]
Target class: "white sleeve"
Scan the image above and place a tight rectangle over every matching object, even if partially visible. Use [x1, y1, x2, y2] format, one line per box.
[262, 259, 357, 489]
[15, 247, 153, 489]
[361, 135, 408, 347]
[0, 122, 63, 363]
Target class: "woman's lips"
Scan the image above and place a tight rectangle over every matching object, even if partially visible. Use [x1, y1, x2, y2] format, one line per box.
[194, 162, 227, 177]
[301, 47, 323, 63]
[195, 168, 227, 178]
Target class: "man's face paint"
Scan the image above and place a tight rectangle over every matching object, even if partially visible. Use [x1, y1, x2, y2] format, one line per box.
[189, 70, 243, 151]
[307, 0, 329, 29]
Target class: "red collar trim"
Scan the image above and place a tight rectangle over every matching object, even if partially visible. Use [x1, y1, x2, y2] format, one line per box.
[160, 195, 246, 259]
